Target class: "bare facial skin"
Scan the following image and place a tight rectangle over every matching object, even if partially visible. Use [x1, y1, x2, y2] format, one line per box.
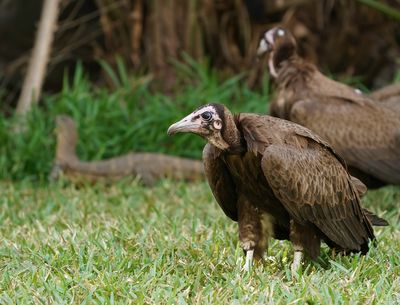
[167, 104, 229, 150]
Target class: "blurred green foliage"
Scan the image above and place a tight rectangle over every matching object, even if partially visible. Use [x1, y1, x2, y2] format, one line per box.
[0, 57, 270, 182]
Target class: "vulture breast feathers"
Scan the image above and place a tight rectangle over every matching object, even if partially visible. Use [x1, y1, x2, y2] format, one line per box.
[168, 103, 386, 271]
[257, 27, 400, 188]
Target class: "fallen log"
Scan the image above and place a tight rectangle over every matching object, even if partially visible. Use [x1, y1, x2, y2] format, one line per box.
[50, 114, 204, 185]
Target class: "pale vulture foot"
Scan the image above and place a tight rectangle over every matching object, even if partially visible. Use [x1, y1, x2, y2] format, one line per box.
[291, 250, 303, 275]
[241, 241, 255, 272]
[243, 249, 254, 272]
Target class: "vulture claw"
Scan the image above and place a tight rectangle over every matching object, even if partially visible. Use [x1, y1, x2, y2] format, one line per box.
[243, 249, 254, 272]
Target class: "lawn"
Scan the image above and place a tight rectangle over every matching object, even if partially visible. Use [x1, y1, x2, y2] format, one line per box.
[1, 61, 399, 304]
[0, 180, 399, 304]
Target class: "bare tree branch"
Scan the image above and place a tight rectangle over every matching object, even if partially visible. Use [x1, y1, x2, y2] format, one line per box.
[16, 0, 62, 115]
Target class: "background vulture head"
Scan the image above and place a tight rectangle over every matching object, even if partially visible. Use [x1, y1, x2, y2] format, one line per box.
[257, 27, 297, 78]
[167, 103, 233, 151]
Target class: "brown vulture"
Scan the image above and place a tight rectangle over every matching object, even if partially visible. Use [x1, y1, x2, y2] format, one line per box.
[371, 83, 400, 112]
[167, 103, 387, 273]
[257, 27, 400, 189]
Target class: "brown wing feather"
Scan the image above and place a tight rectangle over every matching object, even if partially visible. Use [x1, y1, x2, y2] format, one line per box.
[290, 99, 400, 184]
[261, 143, 374, 251]
[371, 83, 400, 111]
[237, 114, 374, 251]
[371, 83, 400, 101]
[309, 70, 375, 106]
[203, 144, 238, 221]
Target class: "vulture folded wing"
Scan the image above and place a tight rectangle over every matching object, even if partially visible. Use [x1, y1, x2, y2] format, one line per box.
[371, 83, 400, 101]
[371, 83, 400, 111]
[309, 71, 373, 106]
[290, 99, 400, 184]
[203, 144, 238, 221]
[260, 142, 374, 251]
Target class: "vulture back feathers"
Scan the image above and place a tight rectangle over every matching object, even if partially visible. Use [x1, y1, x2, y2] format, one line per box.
[168, 103, 387, 271]
[371, 83, 400, 112]
[257, 27, 400, 189]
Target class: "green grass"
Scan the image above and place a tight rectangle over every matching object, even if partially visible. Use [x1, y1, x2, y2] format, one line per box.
[1, 57, 400, 303]
[0, 180, 399, 304]
[0, 58, 270, 182]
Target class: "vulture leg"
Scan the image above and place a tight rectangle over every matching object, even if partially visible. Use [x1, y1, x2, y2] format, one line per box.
[238, 196, 274, 271]
[291, 249, 304, 274]
[243, 248, 254, 272]
[289, 220, 321, 275]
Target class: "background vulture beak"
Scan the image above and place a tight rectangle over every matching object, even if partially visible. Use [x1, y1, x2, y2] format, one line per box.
[256, 39, 270, 57]
[167, 114, 199, 135]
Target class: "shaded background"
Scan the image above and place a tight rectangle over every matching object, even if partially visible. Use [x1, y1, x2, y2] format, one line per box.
[0, 0, 399, 181]
[1, 0, 399, 111]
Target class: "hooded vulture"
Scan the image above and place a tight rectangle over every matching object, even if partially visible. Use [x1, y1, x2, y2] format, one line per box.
[257, 27, 400, 189]
[167, 103, 387, 273]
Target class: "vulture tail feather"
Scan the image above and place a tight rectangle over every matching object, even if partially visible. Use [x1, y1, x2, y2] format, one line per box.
[363, 209, 389, 226]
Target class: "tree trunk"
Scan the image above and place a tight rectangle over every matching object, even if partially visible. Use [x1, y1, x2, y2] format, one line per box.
[16, 0, 61, 114]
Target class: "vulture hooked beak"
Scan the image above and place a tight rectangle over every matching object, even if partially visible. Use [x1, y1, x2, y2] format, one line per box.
[257, 27, 289, 57]
[257, 38, 270, 57]
[257, 29, 276, 57]
[167, 113, 200, 136]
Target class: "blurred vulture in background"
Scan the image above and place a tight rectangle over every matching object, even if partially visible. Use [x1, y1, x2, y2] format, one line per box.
[167, 103, 387, 274]
[257, 28, 400, 189]
[371, 83, 400, 112]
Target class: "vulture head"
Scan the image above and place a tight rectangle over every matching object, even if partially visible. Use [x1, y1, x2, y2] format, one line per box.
[257, 27, 297, 78]
[167, 103, 241, 151]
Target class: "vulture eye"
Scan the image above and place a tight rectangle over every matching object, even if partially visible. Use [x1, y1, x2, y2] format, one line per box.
[276, 29, 285, 37]
[201, 111, 213, 121]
